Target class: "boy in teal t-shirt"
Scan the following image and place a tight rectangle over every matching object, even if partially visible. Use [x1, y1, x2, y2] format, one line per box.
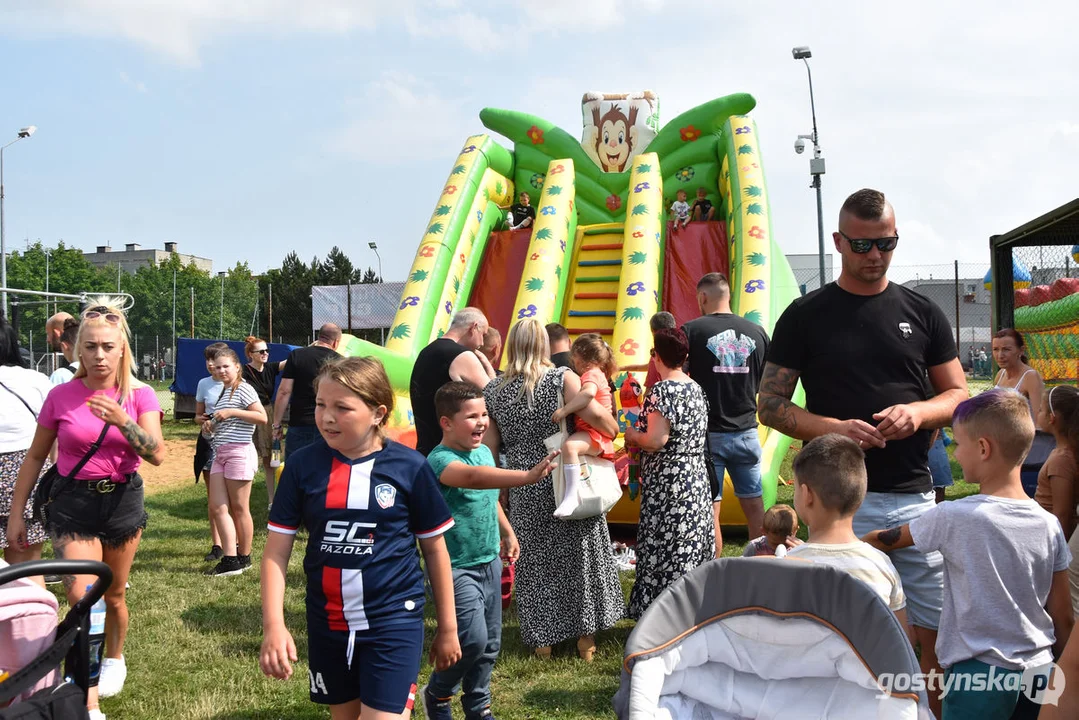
[422, 382, 558, 720]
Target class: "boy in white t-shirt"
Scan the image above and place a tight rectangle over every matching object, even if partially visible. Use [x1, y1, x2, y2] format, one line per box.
[786, 434, 907, 627]
[669, 189, 690, 230]
[865, 389, 1073, 718]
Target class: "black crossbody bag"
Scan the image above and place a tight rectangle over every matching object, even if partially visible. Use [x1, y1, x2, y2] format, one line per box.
[33, 423, 110, 525]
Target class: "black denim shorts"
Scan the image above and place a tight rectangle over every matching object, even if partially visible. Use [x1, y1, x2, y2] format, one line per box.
[46, 474, 148, 548]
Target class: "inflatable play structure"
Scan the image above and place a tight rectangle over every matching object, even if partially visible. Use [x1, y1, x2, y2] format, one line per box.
[987, 257, 1079, 382]
[343, 90, 803, 525]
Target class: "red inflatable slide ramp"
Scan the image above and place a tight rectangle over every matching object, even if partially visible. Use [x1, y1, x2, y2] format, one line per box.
[468, 229, 533, 359]
[663, 221, 729, 327]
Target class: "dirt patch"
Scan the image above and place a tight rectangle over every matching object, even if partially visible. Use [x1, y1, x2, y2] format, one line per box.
[141, 438, 199, 495]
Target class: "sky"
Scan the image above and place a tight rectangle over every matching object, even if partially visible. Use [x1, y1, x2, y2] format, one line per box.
[1, 0, 1077, 285]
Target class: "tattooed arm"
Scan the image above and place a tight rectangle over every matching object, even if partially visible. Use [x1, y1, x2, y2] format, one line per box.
[758, 362, 888, 447]
[119, 412, 166, 466]
[757, 363, 836, 440]
[862, 525, 914, 552]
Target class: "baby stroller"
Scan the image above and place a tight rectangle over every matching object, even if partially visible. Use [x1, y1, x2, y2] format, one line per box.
[0, 560, 112, 719]
[614, 557, 932, 719]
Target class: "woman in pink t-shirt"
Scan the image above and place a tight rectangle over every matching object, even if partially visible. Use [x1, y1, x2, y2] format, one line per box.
[6, 298, 164, 713]
[550, 333, 618, 518]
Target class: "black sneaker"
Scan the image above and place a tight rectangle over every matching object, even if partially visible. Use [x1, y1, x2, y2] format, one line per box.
[204, 545, 223, 562]
[421, 685, 453, 720]
[239, 554, 252, 569]
[207, 555, 245, 577]
[44, 574, 63, 585]
[471, 707, 497, 720]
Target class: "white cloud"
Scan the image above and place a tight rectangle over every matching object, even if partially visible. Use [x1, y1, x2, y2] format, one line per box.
[324, 71, 475, 164]
[2, 0, 403, 65]
[119, 70, 147, 93]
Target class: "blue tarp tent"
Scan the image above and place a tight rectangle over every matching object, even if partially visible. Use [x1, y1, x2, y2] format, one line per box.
[170, 338, 298, 398]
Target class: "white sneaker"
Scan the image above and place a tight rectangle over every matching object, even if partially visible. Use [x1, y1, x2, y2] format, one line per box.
[88, 709, 107, 720]
[98, 656, 127, 698]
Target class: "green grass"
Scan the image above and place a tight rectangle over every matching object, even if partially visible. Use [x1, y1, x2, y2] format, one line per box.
[49, 404, 985, 719]
[44, 473, 635, 719]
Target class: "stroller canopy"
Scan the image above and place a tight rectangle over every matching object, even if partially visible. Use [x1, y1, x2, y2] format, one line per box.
[614, 558, 930, 719]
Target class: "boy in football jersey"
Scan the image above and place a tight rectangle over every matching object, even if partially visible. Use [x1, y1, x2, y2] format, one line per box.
[260, 357, 462, 719]
[422, 381, 558, 720]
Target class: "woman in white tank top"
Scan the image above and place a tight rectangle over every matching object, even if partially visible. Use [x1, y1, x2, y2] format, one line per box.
[992, 328, 1044, 417]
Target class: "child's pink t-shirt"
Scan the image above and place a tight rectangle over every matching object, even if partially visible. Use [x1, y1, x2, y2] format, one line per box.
[38, 381, 161, 483]
[580, 367, 612, 414]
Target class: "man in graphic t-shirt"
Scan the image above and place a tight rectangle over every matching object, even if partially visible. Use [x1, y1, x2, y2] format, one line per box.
[758, 188, 967, 707]
[683, 273, 769, 555]
[507, 192, 536, 231]
[273, 324, 341, 460]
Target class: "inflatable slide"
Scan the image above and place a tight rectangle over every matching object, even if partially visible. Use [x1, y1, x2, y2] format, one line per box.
[342, 91, 804, 525]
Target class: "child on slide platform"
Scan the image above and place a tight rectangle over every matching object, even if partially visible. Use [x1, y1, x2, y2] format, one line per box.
[669, 189, 690, 230]
[864, 389, 1073, 719]
[551, 334, 617, 519]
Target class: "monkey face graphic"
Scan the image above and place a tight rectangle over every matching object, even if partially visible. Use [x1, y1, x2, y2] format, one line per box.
[590, 105, 639, 172]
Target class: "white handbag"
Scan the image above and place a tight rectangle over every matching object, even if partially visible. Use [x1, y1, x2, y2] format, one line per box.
[545, 376, 623, 521]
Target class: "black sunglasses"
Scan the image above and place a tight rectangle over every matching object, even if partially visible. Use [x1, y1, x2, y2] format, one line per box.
[838, 230, 899, 254]
[255, 349, 269, 355]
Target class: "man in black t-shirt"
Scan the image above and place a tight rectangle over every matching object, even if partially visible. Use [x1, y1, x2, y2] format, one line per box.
[683, 273, 769, 554]
[690, 187, 715, 222]
[508, 192, 536, 231]
[759, 188, 967, 696]
[410, 307, 496, 455]
[273, 324, 342, 460]
[545, 322, 572, 369]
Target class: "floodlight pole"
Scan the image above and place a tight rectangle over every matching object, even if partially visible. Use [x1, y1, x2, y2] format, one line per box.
[793, 47, 827, 290]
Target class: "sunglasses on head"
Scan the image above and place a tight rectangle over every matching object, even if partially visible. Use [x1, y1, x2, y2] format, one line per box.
[839, 230, 899, 254]
[84, 306, 122, 324]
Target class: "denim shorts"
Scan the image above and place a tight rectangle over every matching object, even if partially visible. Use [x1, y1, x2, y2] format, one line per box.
[46, 474, 147, 548]
[928, 434, 954, 488]
[708, 428, 763, 501]
[852, 490, 943, 630]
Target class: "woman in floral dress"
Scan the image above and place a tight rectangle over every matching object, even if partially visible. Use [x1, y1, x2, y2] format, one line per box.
[624, 328, 715, 619]
[483, 319, 624, 661]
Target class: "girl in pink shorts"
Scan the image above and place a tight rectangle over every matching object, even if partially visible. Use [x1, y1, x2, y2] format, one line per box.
[551, 334, 617, 518]
[204, 347, 266, 577]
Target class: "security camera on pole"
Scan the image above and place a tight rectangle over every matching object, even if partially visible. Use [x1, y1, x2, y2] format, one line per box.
[792, 46, 827, 290]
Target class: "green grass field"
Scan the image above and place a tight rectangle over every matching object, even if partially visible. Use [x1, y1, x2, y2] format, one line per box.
[46, 421, 977, 720]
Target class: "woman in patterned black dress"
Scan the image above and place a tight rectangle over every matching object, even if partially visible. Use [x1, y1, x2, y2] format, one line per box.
[624, 328, 715, 619]
[483, 319, 624, 661]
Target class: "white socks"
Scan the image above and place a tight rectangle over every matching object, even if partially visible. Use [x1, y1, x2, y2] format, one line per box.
[554, 463, 582, 518]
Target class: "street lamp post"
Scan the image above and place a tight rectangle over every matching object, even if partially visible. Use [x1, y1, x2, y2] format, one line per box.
[1, 125, 37, 316]
[368, 241, 382, 283]
[792, 47, 827, 290]
[369, 241, 384, 344]
[219, 271, 226, 338]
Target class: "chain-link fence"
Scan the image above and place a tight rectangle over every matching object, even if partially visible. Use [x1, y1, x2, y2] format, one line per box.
[789, 262, 992, 376]
[1006, 244, 1079, 383]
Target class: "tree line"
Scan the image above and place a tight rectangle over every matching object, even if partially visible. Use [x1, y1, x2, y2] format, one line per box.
[4, 242, 381, 358]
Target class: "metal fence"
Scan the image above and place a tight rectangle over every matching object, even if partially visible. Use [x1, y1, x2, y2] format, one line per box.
[10, 260, 999, 416]
[790, 262, 992, 375]
[1006, 244, 1079, 383]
